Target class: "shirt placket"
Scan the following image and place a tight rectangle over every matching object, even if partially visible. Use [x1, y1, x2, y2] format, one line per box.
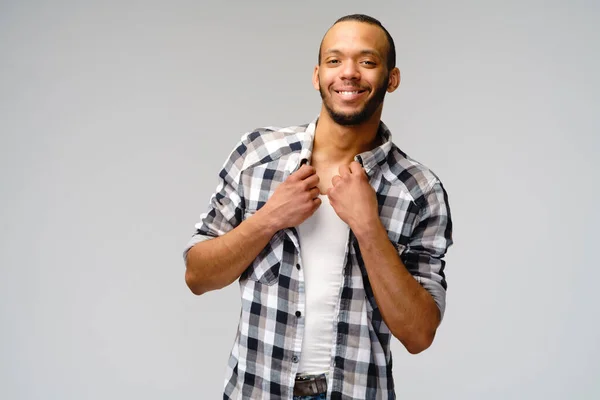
[327, 227, 355, 396]
[283, 133, 313, 397]
[284, 226, 306, 397]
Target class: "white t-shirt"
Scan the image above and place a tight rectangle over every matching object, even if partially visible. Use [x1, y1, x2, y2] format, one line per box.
[296, 194, 350, 375]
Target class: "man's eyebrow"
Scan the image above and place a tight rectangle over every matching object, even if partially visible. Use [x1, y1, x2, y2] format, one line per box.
[323, 49, 382, 58]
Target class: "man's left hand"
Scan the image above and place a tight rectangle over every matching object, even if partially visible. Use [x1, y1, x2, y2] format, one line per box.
[327, 161, 379, 231]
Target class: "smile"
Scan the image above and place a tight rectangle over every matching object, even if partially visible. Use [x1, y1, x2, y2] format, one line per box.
[335, 89, 366, 94]
[334, 89, 367, 101]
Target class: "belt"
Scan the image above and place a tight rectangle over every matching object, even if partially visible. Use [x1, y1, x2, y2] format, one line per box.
[294, 373, 327, 396]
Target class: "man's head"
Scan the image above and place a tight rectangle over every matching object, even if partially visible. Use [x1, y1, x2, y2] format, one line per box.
[313, 14, 400, 126]
[318, 14, 396, 72]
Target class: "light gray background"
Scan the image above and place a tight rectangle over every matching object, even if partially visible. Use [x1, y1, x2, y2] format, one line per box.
[1, 0, 598, 399]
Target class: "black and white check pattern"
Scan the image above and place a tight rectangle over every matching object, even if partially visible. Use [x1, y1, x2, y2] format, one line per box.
[184, 119, 453, 399]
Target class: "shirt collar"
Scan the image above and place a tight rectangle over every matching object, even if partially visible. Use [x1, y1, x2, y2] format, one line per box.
[356, 120, 393, 176]
[291, 118, 394, 176]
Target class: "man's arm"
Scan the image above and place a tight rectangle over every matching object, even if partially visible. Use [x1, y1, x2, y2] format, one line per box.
[185, 211, 278, 295]
[353, 219, 441, 354]
[328, 162, 452, 354]
[185, 164, 321, 295]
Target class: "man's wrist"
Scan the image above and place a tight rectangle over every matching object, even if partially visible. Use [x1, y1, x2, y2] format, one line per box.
[252, 206, 282, 237]
[352, 215, 386, 243]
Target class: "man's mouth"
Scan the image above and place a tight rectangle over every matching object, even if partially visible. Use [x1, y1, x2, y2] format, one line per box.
[335, 89, 367, 95]
[334, 89, 368, 100]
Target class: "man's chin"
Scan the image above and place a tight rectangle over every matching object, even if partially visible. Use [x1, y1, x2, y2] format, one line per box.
[330, 113, 368, 126]
[324, 106, 368, 126]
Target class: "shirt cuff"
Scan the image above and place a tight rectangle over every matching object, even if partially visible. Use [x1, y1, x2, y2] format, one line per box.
[415, 277, 446, 323]
[182, 233, 215, 263]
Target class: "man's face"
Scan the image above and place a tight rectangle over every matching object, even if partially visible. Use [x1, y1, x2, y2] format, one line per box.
[313, 21, 397, 126]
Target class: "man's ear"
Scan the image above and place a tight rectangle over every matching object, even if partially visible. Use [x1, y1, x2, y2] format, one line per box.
[312, 65, 320, 91]
[387, 67, 401, 93]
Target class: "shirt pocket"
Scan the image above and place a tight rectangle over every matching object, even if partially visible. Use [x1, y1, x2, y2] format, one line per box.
[241, 210, 284, 285]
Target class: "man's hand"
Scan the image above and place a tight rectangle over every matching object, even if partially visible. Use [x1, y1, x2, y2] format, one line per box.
[185, 164, 319, 295]
[257, 164, 321, 231]
[328, 161, 379, 231]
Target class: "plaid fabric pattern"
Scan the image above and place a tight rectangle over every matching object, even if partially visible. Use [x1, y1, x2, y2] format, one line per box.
[184, 119, 453, 399]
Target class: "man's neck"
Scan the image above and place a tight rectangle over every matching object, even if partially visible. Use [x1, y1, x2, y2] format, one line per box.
[312, 108, 382, 166]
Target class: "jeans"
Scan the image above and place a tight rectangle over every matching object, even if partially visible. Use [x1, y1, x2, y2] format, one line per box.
[293, 394, 327, 400]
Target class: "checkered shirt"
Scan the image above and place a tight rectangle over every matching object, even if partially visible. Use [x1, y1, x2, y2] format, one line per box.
[183, 119, 453, 399]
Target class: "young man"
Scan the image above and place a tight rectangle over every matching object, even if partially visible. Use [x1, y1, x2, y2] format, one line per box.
[183, 14, 453, 400]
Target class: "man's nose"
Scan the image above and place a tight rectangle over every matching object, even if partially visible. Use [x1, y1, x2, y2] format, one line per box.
[340, 61, 360, 80]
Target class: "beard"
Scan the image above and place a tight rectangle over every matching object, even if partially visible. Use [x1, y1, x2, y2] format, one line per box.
[319, 75, 388, 126]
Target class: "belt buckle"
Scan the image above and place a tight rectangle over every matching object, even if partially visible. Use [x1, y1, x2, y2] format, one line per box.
[295, 374, 313, 382]
[294, 373, 327, 396]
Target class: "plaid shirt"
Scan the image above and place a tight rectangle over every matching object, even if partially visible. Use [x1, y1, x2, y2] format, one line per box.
[184, 119, 453, 399]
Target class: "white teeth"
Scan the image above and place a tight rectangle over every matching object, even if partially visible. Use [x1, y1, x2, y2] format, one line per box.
[339, 91, 360, 95]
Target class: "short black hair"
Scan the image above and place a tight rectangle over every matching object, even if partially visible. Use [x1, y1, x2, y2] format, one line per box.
[318, 14, 396, 71]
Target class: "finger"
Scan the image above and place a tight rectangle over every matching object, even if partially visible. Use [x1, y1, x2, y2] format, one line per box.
[349, 161, 364, 175]
[326, 190, 335, 206]
[310, 197, 321, 215]
[338, 164, 351, 176]
[303, 172, 320, 188]
[309, 187, 321, 199]
[331, 175, 341, 186]
[291, 164, 316, 181]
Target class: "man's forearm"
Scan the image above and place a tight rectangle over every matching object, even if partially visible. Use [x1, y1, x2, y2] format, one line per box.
[354, 220, 440, 354]
[185, 210, 279, 295]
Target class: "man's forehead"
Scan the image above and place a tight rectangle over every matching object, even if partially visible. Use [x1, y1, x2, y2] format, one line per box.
[321, 21, 388, 55]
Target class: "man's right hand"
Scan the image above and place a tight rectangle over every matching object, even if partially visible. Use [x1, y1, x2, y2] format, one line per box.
[257, 164, 321, 231]
[185, 164, 320, 295]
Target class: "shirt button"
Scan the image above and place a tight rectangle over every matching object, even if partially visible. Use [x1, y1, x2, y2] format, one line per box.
[295, 311, 301, 317]
[296, 264, 301, 270]
[292, 355, 299, 363]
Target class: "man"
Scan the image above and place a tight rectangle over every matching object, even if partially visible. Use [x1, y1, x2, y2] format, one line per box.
[183, 14, 453, 400]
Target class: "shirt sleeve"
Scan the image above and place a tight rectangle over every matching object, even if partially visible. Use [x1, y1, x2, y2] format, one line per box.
[182, 138, 248, 262]
[400, 180, 453, 322]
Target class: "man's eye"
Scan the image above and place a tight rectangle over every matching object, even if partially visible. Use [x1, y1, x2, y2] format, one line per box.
[327, 59, 340, 64]
[362, 61, 376, 66]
